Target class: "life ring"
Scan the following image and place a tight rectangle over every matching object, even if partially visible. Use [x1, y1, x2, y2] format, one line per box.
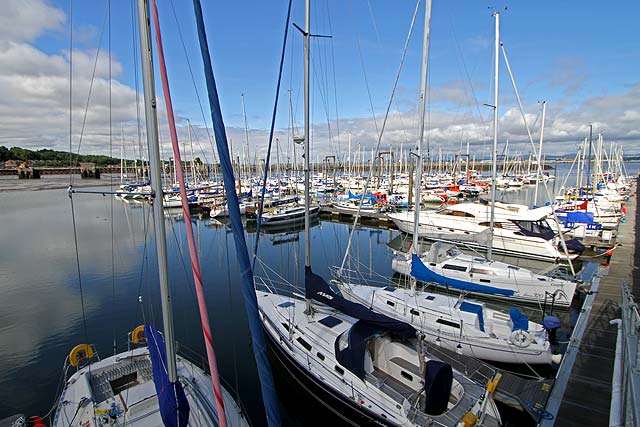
[131, 325, 146, 344]
[68, 344, 94, 367]
[509, 330, 533, 348]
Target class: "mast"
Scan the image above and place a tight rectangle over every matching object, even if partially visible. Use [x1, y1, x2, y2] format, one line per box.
[411, 0, 433, 290]
[586, 123, 593, 194]
[120, 127, 125, 183]
[136, 0, 177, 381]
[303, 0, 311, 269]
[488, 11, 500, 260]
[534, 101, 546, 205]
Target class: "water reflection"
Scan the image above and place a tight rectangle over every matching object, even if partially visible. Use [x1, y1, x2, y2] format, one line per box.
[0, 163, 636, 423]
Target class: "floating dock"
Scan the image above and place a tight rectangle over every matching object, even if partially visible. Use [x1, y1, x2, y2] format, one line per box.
[542, 181, 637, 426]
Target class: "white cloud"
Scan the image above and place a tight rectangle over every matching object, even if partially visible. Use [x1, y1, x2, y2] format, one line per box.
[0, 0, 638, 166]
[0, 0, 65, 44]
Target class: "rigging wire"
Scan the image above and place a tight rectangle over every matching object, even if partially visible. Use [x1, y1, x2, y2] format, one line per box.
[72, 2, 110, 171]
[338, 0, 423, 277]
[251, 0, 294, 268]
[168, 0, 216, 165]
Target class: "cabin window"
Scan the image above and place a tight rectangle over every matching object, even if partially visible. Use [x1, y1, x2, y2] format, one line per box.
[436, 319, 460, 329]
[383, 286, 396, 292]
[479, 279, 491, 283]
[470, 268, 496, 276]
[443, 264, 467, 272]
[281, 322, 290, 332]
[278, 301, 294, 308]
[479, 222, 502, 228]
[335, 366, 345, 375]
[318, 316, 342, 328]
[316, 352, 325, 361]
[400, 371, 414, 382]
[410, 309, 420, 316]
[297, 337, 312, 352]
[386, 300, 395, 307]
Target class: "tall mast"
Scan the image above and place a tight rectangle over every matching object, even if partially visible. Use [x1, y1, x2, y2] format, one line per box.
[488, 11, 499, 260]
[411, 0, 433, 285]
[136, 0, 177, 381]
[534, 101, 546, 205]
[303, 0, 311, 269]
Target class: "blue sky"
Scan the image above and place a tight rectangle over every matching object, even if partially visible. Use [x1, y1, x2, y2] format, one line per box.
[1, 0, 639, 160]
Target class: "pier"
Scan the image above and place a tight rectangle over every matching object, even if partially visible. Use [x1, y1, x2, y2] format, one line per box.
[543, 180, 638, 426]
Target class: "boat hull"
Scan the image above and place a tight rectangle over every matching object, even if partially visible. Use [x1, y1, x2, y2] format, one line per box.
[262, 317, 394, 427]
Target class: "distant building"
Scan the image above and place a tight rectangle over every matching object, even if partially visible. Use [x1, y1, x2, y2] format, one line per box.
[4, 159, 20, 168]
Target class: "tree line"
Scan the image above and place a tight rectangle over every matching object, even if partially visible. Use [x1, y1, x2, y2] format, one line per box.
[0, 146, 120, 167]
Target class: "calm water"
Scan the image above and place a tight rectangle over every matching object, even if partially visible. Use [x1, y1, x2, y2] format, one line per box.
[0, 163, 638, 425]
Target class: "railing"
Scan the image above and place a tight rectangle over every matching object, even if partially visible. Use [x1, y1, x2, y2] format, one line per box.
[615, 282, 640, 426]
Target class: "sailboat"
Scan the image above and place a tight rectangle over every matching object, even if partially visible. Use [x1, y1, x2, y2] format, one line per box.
[340, 10, 563, 365]
[389, 12, 579, 309]
[53, 1, 249, 426]
[257, 1, 502, 425]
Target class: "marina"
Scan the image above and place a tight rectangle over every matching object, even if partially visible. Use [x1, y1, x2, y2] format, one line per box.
[1, 1, 639, 426]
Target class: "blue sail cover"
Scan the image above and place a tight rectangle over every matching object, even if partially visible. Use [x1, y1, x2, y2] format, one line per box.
[305, 267, 417, 336]
[191, 2, 281, 425]
[410, 254, 515, 296]
[144, 325, 189, 427]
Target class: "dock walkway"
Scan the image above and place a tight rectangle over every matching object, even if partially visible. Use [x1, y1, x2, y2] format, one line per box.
[549, 183, 637, 426]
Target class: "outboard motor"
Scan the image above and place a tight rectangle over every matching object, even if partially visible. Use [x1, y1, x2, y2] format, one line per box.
[424, 360, 453, 415]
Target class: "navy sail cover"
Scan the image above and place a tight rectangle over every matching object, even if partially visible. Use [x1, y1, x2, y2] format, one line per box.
[305, 267, 416, 379]
[145, 324, 189, 427]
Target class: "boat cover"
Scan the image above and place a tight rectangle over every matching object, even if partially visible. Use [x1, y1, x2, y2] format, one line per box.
[305, 267, 415, 336]
[424, 360, 453, 415]
[459, 301, 485, 332]
[509, 308, 529, 331]
[411, 254, 515, 296]
[145, 324, 189, 427]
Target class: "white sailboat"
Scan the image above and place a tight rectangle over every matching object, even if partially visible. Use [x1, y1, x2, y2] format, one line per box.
[53, 2, 249, 426]
[340, 10, 563, 365]
[257, 1, 502, 426]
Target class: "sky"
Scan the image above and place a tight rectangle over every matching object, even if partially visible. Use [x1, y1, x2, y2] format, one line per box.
[0, 0, 639, 164]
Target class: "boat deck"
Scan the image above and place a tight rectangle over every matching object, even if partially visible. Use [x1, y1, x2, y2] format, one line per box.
[89, 356, 154, 403]
[424, 343, 555, 423]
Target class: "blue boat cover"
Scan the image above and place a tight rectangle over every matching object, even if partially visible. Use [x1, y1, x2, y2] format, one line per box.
[542, 315, 562, 330]
[410, 254, 515, 296]
[424, 360, 453, 415]
[144, 325, 189, 427]
[459, 302, 485, 332]
[565, 211, 595, 223]
[564, 238, 585, 253]
[509, 308, 529, 331]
